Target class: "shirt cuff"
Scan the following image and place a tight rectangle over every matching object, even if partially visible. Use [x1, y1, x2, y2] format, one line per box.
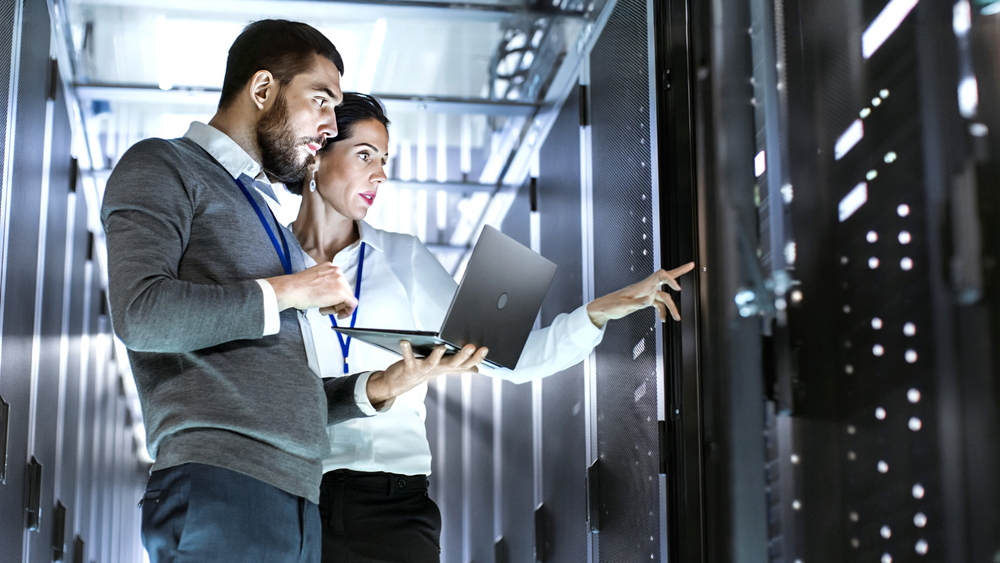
[568, 304, 607, 348]
[256, 279, 281, 336]
[354, 371, 395, 415]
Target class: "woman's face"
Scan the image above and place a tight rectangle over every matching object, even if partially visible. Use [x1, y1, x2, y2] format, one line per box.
[314, 118, 389, 220]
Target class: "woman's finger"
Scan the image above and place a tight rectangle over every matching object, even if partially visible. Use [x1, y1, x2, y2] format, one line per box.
[657, 290, 680, 321]
[400, 341, 417, 371]
[426, 345, 448, 367]
[652, 299, 668, 321]
[658, 270, 682, 292]
[668, 262, 696, 278]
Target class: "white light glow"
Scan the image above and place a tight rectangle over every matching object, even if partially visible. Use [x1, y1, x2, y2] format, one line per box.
[958, 76, 979, 118]
[155, 16, 173, 91]
[885, 151, 898, 163]
[909, 417, 922, 431]
[863, 0, 920, 59]
[867, 231, 879, 243]
[416, 113, 428, 182]
[399, 139, 413, 181]
[878, 461, 889, 473]
[415, 189, 427, 242]
[906, 350, 918, 363]
[914, 512, 927, 527]
[755, 150, 767, 177]
[953, 1, 972, 36]
[899, 231, 912, 244]
[897, 204, 910, 217]
[460, 115, 472, 174]
[835, 119, 864, 160]
[915, 540, 929, 555]
[904, 323, 917, 337]
[913, 483, 926, 498]
[781, 184, 794, 203]
[436, 190, 448, 232]
[983, 1, 1000, 15]
[784, 241, 797, 264]
[901, 257, 914, 270]
[881, 525, 892, 539]
[872, 318, 884, 329]
[876, 407, 887, 419]
[869, 257, 880, 269]
[882, 553, 893, 563]
[873, 344, 885, 356]
[867, 169, 879, 180]
[356, 19, 387, 94]
[839, 182, 868, 222]
[436, 114, 448, 183]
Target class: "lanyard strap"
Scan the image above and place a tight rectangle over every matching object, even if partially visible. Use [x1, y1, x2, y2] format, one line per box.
[234, 177, 293, 275]
[329, 241, 367, 374]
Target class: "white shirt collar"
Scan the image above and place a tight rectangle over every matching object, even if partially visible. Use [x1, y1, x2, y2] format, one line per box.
[357, 221, 385, 253]
[183, 121, 280, 204]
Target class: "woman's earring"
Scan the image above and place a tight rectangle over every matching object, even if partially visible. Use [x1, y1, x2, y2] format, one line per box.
[309, 175, 317, 193]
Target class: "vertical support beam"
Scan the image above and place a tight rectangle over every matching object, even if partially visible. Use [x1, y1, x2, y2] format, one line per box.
[578, 59, 599, 563]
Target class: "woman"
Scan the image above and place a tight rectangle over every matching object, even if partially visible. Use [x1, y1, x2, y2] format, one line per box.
[290, 93, 693, 562]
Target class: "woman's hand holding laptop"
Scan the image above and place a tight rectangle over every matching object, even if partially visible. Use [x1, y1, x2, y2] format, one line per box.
[365, 341, 489, 409]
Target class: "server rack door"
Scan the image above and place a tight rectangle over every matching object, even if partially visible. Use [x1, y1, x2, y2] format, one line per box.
[59, 191, 88, 563]
[75, 256, 102, 562]
[497, 188, 537, 563]
[537, 82, 589, 563]
[440, 368, 464, 563]
[0, 0, 51, 559]
[0, 1, 24, 559]
[28, 70, 73, 563]
[588, 0, 666, 559]
[466, 373, 494, 563]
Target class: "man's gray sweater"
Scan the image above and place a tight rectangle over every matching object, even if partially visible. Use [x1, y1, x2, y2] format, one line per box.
[102, 136, 364, 504]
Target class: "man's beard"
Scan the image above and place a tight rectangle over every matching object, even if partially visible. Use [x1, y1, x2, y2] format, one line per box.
[256, 90, 317, 184]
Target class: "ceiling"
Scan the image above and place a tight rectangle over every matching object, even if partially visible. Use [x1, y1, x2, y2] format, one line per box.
[59, 0, 611, 264]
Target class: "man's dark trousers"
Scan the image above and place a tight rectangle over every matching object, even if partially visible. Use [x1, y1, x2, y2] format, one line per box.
[141, 463, 321, 563]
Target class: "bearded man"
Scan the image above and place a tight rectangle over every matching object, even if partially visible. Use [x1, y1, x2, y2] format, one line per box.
[101, 20, 468, 562]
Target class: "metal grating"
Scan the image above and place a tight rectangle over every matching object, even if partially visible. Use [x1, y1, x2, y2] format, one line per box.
[589, 0, 660, 558]
[0, 0, 15, 213]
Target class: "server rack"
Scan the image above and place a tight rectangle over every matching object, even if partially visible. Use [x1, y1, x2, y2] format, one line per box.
[0, 2, 148, 562]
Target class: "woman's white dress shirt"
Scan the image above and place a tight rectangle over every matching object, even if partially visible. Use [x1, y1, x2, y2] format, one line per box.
[298, 221, 605, 476]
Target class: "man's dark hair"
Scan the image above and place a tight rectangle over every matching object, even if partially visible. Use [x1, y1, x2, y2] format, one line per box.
[320, 93, 391, 153]
[218, 19, 345, 110]
[287, 93, 390, 195]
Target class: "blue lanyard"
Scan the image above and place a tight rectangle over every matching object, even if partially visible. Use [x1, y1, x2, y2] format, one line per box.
[329, 241, 366, 374]
[234, 177, 293, 275]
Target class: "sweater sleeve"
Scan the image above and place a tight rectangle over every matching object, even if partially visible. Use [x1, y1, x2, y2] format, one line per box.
[101, 140, 268, 353]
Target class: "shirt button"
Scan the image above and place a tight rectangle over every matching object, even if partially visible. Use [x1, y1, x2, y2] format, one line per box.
[397, 478, 406, 488]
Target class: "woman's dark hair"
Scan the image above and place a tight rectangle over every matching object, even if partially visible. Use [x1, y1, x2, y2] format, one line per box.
[218, 20, 345, 110]
[287, 93, 390, 195]
[321, 92, 391, 152]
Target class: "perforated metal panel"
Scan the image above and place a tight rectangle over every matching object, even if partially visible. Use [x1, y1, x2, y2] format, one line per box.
[0, 1, 46, 559]
[0, 0, 15, 214]
[589, 0, 661, 559]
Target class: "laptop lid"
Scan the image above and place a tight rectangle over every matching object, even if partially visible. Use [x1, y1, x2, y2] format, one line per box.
[334, 225, 557, 370]
[436, 225, 557, 369]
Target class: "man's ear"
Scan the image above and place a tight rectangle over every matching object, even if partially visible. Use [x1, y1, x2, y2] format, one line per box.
[250, 70, 276, 111]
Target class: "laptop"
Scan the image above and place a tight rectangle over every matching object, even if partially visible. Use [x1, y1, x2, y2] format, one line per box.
[332, 225, 557, 370]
